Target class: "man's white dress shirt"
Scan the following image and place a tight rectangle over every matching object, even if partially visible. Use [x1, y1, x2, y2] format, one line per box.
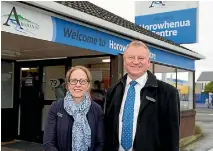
[118, 72, 148, 151]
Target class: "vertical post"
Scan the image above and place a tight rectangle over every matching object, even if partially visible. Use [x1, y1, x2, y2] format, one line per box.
[152, 63, 155, 73]
[193, 71, 196, 109]
[65, 57, 72, 74]
[110, 54, 123, 85]
[13, 61, 20, 139]
[104, 54, 123, 114]
[175, 68, 177, 89]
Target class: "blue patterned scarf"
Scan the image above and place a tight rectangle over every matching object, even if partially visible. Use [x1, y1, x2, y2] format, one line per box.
[64, 91, 91, 151]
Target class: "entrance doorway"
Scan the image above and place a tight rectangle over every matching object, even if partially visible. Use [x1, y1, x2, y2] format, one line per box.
[19, 67, 43, 142]
[18, 60, 67, 143]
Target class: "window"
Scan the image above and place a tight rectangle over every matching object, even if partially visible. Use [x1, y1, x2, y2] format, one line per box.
[177, 69, 193, 110]
[154, 64, 194, 110]
[1, 61, 14, 108]
[154, 64, 176, 87]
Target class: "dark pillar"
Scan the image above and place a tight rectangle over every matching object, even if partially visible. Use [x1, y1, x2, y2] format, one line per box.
[65, 57, 72, 74]
[193, 71, 196, 109]
[110, 54, 123, 85]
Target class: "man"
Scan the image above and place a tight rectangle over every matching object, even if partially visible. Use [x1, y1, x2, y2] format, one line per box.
[105, 41, 180, 151]
[55, 78, 66, 100]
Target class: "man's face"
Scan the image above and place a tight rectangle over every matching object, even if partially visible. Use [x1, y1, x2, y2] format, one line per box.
[124, 45, 150, 79]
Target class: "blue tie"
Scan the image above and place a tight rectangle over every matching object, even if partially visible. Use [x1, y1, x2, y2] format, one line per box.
[121, 80, 137, 151]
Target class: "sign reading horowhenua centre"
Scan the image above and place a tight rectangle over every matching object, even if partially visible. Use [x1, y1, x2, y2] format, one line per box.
[135, 1, 198, 44]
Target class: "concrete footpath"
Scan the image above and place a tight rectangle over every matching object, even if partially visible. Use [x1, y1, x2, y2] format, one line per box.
[181, 107, 213, 151]
[196, 103, 213, 109]
[1, 141, 43, 151]
[1, 147, 22, 151]
[181, 121, 213, 151]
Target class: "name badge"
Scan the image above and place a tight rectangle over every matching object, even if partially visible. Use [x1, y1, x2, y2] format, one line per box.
[146, 96, 156, 102]
[57, 112, 63, 117]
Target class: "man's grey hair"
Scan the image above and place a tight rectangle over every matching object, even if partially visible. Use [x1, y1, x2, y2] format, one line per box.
[125, 40, 151, 58]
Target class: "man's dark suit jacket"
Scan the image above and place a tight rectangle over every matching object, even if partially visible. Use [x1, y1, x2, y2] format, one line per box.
[43, 99, 104, 151]
[105, 71, 180, 151]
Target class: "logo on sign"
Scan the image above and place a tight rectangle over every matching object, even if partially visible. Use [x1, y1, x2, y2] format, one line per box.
[2, 6, 39, 36]
[149, 1, 165, 8]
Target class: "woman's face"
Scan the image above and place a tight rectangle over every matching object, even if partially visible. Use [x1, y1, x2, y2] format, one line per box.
[68, 69, 89, 100]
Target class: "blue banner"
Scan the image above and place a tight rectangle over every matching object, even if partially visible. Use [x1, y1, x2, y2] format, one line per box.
[52, 17, 128, 55]
[52, 17, 195, 70]
[135, 8, 197, 44]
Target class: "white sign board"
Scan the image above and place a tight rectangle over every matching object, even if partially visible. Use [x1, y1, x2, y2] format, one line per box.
[1, 2, 53, 41]
[135, 1, 198, 16]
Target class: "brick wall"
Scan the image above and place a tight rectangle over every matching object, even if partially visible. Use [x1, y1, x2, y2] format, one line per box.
[180, 110, 196, 138]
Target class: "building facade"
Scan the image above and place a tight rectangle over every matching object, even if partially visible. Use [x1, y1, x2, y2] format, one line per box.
[1, 1, 204, 142]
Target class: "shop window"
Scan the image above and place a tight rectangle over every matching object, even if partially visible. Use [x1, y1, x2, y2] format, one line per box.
[72, 56, 110, 110]
[177, 69, 193, 110]
[154, 64, 176, 87]
[1, 61, 14, 108]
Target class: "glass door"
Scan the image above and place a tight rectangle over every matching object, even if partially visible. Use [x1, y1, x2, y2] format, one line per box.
[19, 67, 43, 142]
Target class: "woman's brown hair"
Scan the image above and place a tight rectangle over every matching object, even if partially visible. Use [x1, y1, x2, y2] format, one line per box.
[66, 65, 92, 90]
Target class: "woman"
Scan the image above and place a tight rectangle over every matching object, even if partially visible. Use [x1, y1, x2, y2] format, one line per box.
[43, 66, 104, 151]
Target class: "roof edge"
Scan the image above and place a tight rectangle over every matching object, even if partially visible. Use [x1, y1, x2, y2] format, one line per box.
[25, 1, 205, 60]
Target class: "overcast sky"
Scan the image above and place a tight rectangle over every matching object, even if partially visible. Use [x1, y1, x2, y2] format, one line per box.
[91, 1, 213, 81]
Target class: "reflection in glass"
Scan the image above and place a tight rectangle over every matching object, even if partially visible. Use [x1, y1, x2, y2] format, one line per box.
[154, 64, 176, 86]
[153, 64, 194, 110]
[177, 69, 193, 110]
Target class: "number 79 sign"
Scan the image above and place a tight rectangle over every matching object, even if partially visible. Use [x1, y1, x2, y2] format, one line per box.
[48, 79, 60, 88]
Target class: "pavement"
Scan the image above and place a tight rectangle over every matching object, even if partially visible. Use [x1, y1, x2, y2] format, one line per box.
[181, 106, 213, 151]
[196, 103, 213, 109]
[1, 141, 43, 151]
[1, 147, 22, 151]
